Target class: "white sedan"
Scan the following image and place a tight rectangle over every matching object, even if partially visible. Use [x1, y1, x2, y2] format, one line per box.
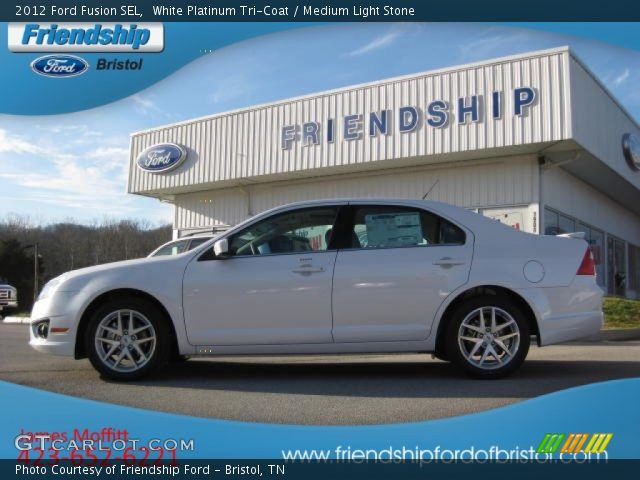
[29, 199, 603, 380]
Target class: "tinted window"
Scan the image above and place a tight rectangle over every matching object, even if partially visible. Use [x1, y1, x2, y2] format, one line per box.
[188, 237, 211, 250]
[348, 206, 465, 249]
[229, 207, 339, 256]
[544, 208, 560, 235]
[152, 239, 190, 257]
[558, 214, 575, 234]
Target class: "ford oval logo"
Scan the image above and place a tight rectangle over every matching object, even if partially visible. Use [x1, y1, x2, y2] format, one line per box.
[30, 55, 89, 78]
[622, 133, 640, 172]
[137, 143, 187, 173]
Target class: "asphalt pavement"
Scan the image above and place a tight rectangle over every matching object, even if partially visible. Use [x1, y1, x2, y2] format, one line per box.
[1, 323, 639, 425]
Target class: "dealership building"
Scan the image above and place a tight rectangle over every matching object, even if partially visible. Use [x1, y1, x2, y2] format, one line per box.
[128, 47, 640, 299]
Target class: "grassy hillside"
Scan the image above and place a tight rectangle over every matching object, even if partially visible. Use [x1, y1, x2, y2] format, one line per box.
[604, 297, 640, 329]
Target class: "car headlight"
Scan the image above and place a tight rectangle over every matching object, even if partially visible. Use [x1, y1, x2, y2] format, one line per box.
[37, 278, 61, 301]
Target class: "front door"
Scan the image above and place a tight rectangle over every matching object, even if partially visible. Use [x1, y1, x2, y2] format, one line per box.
[182, 205, 341, 346]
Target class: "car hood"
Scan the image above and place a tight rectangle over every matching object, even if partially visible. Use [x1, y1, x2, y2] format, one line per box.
[51, 255, 190, 292]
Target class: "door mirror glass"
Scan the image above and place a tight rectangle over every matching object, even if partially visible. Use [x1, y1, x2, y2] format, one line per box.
[214, 238, 230, 258]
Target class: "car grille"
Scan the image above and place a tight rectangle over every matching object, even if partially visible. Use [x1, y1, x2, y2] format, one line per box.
[0, 290, 11, 300]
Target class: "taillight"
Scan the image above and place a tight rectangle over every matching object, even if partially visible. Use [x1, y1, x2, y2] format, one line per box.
[577, 247, 596, 276]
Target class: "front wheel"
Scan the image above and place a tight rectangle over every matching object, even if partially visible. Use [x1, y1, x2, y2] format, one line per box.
[86, 298, 171, 381]
[445, 297, 530, 379]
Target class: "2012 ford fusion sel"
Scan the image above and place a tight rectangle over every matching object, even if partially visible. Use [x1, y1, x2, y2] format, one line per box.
[29, 199, 603, 380]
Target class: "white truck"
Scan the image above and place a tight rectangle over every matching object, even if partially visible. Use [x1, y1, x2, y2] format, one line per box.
[0, 284, 18, 315]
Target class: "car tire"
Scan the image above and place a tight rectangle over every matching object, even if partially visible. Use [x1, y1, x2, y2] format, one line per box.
[85, 297, 172, 381]
[445, 296, 530, 379]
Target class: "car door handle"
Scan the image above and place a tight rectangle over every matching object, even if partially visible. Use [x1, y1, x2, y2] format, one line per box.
[433, 257, 466, 267]
[291, 265, 325, 275]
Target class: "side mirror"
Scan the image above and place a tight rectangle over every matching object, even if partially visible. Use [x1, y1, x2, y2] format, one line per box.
[213, 238, 230, 258]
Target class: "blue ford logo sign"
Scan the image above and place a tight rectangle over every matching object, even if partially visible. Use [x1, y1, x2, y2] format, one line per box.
[622, 133, 640, 172]
[137, 143, 187, 173]
[30, 55, 89, 78]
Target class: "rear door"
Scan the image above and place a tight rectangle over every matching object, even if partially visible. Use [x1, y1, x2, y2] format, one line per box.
[331, 203, 473, 343]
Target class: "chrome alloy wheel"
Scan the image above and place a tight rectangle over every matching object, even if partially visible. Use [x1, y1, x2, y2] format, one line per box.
[94, 309, 157, 373]
[457, 306, 520, 370]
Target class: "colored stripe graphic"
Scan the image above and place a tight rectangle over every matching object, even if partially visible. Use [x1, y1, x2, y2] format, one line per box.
[537, 433, 566, 453]
[539, 433, 613, 454]
[585, 433, 613, 453]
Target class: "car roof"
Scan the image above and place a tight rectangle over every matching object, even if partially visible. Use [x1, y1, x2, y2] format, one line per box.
[180, 234, 214, 239]
[257, 197, 473, 222]
[245, 197, 530, 241]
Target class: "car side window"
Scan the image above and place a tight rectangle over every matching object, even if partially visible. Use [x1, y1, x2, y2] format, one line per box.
[348, 206, 465, 249]
[228, 207, 339, 257]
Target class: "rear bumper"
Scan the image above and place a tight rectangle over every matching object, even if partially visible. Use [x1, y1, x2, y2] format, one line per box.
[517, 277, 604, 346]
[538, 310, 603, 346]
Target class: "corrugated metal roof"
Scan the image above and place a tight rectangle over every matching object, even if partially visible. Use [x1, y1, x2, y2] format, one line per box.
[129, 47, 574, 195]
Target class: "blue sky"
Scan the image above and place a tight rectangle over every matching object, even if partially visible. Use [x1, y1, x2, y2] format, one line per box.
[1, 23, 640, 226]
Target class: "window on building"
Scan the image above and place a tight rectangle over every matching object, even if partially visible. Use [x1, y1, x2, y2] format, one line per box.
[544, 208, 560, 235]
[547, 208, 612, 288]
[558, 213, 575, 234]
[628, 244, 640, 300]
[577, 222, 605, 288]
[589, 228, 606, 288]
[607, 235, 627, 297]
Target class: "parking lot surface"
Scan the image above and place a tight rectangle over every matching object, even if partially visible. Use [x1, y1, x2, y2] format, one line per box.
[1, 323, 639, 425]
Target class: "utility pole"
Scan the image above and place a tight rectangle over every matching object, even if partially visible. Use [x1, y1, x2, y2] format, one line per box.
[33, 243, 38, 304]
[21, 244, 40, 305]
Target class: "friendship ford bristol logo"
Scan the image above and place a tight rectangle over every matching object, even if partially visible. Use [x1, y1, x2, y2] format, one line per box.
[136, 143, 187, 173]
[30, 54, 89, 78]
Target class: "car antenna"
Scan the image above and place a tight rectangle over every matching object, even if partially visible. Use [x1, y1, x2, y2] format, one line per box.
[422, 179, 439, 200]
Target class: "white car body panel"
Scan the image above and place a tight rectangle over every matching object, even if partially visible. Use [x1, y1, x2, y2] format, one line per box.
[29, 198, 604, 361]
[332, 243, 472, 343]
[183, 251, 337, 345]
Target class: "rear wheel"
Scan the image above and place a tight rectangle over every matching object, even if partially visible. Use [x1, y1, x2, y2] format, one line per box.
[445, 296, 530, 379]
[86, 298, 171, 381]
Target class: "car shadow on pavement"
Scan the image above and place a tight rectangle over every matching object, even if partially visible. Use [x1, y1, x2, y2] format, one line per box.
[117, 357, 640, 399]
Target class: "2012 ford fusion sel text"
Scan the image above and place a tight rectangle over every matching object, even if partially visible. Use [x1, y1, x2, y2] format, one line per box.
[29, 199, 603, 380]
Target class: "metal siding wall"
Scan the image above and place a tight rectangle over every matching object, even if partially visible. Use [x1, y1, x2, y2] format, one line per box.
[542, 166, 640, 244]
[129, 51, 569, 194]
[570, 57, 640, 192]
[174, 156, 538, 230]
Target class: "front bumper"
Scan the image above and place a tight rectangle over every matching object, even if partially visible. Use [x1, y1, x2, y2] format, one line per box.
[29, 291, 82, 357]
[29, 324, 75, 356]
[0, 301, 18, 310]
